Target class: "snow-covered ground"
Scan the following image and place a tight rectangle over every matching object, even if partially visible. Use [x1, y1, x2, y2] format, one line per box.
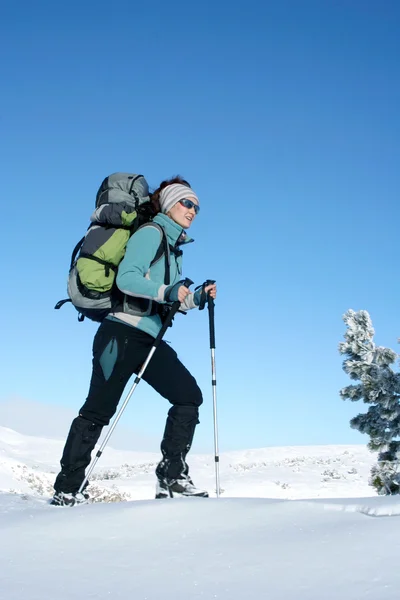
[1, 425, 400, 599]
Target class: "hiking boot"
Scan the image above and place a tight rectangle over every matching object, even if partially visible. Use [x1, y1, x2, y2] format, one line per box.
[155, 475, 209, 499]
[50, 491, 90, 507]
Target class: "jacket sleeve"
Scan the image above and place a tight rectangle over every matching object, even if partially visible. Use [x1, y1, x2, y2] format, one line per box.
[180, 294, 197, 311]
[175, 253, 196, 311]
[116, 225, 169, 302]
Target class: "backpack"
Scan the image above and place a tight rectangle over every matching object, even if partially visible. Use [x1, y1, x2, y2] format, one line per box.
[55, 172, 169, 322]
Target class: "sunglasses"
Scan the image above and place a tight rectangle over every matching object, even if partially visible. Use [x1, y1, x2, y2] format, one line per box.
[179, 199, 200, 214]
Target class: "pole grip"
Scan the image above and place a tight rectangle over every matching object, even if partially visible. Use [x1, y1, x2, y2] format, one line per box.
[153, 278, 194, 348]
[208, 295, 216, 349]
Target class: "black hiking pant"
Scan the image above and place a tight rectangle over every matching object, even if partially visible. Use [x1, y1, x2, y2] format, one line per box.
[54, 319, 203, 494]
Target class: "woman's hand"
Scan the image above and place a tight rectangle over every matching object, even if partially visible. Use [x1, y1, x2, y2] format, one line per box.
[164, 282, 191, 303]
[194, 282, 217, 306]
[204, 283, 217, 299]
[176, 285, 191, 302]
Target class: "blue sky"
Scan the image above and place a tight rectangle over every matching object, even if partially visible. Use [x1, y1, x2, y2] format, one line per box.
[1, 0, 399, 454]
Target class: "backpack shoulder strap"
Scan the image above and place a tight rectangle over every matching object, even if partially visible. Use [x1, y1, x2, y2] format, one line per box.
[139, 222, 171, 285]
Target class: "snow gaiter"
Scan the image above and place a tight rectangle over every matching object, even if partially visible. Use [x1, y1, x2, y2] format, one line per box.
[54, 415, 102, 493]
[156, 405, 199, 481]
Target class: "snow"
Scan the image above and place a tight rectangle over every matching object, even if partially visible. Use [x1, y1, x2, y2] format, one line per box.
[1, 425, 400, 599]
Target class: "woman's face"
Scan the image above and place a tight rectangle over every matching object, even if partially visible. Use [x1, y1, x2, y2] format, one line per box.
[168, 198, 199, 229]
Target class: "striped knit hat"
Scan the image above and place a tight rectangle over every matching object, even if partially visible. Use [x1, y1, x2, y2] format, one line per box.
[159, 183, 199, 215]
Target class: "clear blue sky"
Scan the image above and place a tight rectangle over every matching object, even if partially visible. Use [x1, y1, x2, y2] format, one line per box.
[1, 0, 399, 454]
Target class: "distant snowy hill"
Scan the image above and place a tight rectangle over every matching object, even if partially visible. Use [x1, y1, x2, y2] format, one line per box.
[0, 425, 376, 502]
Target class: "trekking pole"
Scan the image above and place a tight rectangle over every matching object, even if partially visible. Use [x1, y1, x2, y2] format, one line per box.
[198, 280, 221, 497]
[78, 278, 194, 494]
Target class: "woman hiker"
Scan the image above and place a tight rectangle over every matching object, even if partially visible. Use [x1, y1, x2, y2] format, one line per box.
[52, 177, 217, 506]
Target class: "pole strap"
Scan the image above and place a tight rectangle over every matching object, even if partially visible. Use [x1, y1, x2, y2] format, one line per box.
[196, 279, 216, 311]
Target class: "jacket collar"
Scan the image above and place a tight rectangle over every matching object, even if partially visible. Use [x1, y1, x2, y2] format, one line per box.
[153, 213, 194, 246]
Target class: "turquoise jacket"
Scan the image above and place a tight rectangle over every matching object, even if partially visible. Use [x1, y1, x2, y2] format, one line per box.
[110, 213, 196, 337]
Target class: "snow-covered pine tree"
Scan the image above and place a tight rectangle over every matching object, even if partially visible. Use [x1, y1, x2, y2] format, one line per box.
[339, 309, 400, 494]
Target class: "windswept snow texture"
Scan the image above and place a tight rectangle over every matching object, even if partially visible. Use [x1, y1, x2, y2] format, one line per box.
[1, 426, 400, 599]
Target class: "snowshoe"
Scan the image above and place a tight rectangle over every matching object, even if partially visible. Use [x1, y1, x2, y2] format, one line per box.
[50, 491, 91, 507]
[155, 476, 209, 499]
